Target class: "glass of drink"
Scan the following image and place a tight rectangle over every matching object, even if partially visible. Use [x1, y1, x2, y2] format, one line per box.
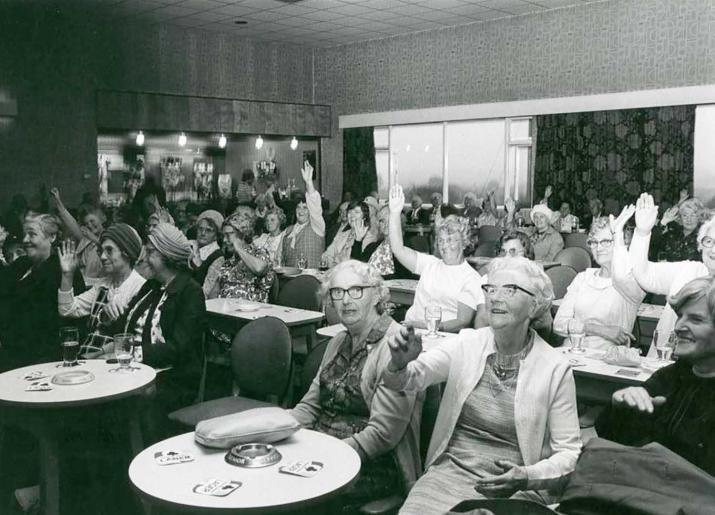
[297, 255, 308, 270]
[424, 305, 442, 338]
[60, 327, 80, 367]
[653, 330, 675, 362]
[319, 256, 330, 272]
[567, 318, 586, 354]
[111, 333, 135, 372]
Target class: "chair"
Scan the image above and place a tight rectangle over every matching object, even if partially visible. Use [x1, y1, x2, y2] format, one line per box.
[471, 242, 497, 258]
[546, 265, 577, 300]
[293, 338, 329, 405]
[478, 225, 502, 243]
[562, 232, 592, 256]
[168, 316, 293, 429]
[554, 247, 591, 272]
[449, 499, 560, 514]
[406, 234, 431, 254]
[277, 274, 321, 312]
[268, 272, 280, 304]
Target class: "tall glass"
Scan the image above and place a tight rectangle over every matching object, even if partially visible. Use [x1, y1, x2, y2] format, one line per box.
[424, 305, 442, 338]
[653, 330, 675, 362]
[60, 327, 80, 367]
[567, 319, 586, 354]
[297, 255, 308, 270]
[111, 333, 135, 372]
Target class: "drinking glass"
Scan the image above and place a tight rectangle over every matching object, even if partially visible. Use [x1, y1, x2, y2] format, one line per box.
[111, 333, 136, 372]
[653, 330, 675, 362]
[319, 256, 330, 272]
[567, 319, 586, 354]
[424, 305, 442, 338]
[60, 327, 80, 367]
[297, 255, 308, 270]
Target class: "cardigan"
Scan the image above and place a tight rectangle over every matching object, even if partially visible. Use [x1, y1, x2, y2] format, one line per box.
[290, 318, 423, 488]
[382, 327, 582, 491]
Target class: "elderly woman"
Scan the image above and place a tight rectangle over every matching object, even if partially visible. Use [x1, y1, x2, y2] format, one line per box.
[407, 194, 427, 225]
[252, 206, 286, 267]
[651, 196, 710, 262]
[496, 230, 534, 259]
[384, 257, 582, 513]
[389, 185, 485, 332]
[368, 205, 396, 277]
[322, 201, 380, 267]
[206, 207, 274, 302]
[282, 162, 325, 268]
[57, 223, 146, 349]
[0, 214, 85, 371]
[120, 223, 206, 415]
[189, 210, 224, 290]
[529, 204, 564, 261]
[554, 212, 645, 350]
[290, 260, 421, 509]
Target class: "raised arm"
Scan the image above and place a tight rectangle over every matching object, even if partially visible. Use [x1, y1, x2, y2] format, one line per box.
[609, 206, 646, 304]
[50, 188, 85, 243]
[387, 185, 419, 273]
[301, 161, 325, 237]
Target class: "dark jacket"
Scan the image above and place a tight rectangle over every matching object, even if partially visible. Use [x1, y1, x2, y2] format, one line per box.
[191, 248, 223, 287]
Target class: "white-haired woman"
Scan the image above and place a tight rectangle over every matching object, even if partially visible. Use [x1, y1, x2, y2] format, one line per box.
[385, 257, 582, 514]
[651, 196, 711, 262]
[553, 211, 645, 350]
[529, 204, 564, 261]
[252, 206, 286, 267]
[291, 260, 421, 510]
[389, 185, 485, 332]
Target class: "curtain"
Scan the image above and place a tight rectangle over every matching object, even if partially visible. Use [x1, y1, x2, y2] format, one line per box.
[343, 127, 377, 199]
[534, 105, 695, 216]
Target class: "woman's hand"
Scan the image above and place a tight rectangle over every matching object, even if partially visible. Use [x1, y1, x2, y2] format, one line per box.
[388, 184, 405, 214]
[101, 300, 126, 323]
[504, 197, 516, 214]
[50, 187, 62, 204]
[659, 206, 679, 227]
[353, 218, 368, 241]
[230, 231, 247, 253]
[634, 193, 659, 235]
[544, 185, 553, 199]
[588, 322, 635, 346]
[300, 160, 314, 184]
[387, 325, 422, 371]
[612, 386, 666, 414]
[474, 460, 528, 497]
[609, 204, 635, 237]
[58, 240, 79, 275]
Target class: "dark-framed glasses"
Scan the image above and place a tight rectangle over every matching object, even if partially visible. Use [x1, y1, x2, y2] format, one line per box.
[701, 237, 715, 249]
[329, 285, 375, 301]
[481, 283, 535, 298]
[587, 238, 613, 248]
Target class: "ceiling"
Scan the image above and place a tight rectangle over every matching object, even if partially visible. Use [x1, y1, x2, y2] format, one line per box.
[92, 0, 603, 48]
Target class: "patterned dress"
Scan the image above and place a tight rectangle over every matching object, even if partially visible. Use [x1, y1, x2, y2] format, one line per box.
[368, 239, 395, 276]
[215, 246, 274, 302]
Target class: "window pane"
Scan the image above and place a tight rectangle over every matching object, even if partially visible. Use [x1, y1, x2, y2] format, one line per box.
[446, 119, 506, 205]
[390, 123, 444, 204]
[509, 118, 531, 142]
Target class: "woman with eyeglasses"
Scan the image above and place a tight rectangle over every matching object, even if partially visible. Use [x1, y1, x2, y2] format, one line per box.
[650, 195, 709, 262]
[291, 260, 421, 511]
[553, 211, 645, 350]
[384, 257, 581, 513]
[496, 230, 534, 260]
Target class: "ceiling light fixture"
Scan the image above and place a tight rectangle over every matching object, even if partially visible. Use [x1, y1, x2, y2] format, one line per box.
[178, 132, 187, 147]
[136, 130, 144, 146]
[290, 136, 298, 150]
[218, 134, 227, 149]
[234, 20, 247, 25]
[255, 135, 264, 150]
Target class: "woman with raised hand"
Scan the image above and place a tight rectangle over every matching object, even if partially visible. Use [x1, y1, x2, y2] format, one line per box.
[384, 257, 581, 514]
[651, 195, 710, 262]
[388, 184, 485, 332]
[322, 200, 380, 267]
[282, 161, 325, 268]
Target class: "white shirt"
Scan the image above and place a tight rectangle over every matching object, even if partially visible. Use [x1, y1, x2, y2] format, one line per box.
[404, 253, 485, 324]
[253, 231, 285, 266]
[198, 241, 220, 262]
[58, 269, 146, 318]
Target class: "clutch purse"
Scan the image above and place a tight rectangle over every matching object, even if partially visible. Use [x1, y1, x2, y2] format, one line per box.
[602, 346, 641, 367]
[195, 407, 300, 449]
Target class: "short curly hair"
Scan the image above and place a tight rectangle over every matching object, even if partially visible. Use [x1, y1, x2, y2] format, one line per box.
[264, 207, 287, 230]
[669, 275, 715, 325]
[24, 214, 60, 243]
[488, 256, 554, 321]
[496, 230, 534, 260]
[435, 215, 471, 253]
[679, 197, 710, 224]
[588, 216, 612, 239]
[319, 260, 390, 315]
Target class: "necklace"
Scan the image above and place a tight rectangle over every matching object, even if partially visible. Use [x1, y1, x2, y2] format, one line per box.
[492, 333, 534, 380]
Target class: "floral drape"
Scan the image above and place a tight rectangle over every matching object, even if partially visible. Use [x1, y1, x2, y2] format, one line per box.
[343, 127, 377, 199]
[534, 106, 695, 216]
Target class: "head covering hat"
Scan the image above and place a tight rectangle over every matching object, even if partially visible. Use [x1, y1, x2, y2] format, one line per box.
[100, 223, 142, 263]
[530, 204, 553, 223]
[197, 209, 224, 231]
[148, 223, 192, 264]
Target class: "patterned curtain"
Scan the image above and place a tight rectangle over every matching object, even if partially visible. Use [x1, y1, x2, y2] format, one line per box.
[534, 105, 695, 216]
[343, 127, 377, 199]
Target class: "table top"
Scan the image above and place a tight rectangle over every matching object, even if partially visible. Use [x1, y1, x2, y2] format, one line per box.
[552, 299, 664, 323]
[384, 279, 418, 293]
[565, 347, 668, 384]
[317, 323, 451, 343]
[0, 360, 156, 408]
[466, 256, 560, 270]
[129, 429, 361, 512]
[206, 299, 325, 327]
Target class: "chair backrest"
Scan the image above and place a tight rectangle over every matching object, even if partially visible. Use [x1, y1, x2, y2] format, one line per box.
[554, 246, 592, 272]
[563, 232, 592, 255]
[231, 316, 292, 403]
[406, 234, 430, 254]
[295, 338, 330, 404]
[277, 275, 321, 312]
[546, 265, 578, 300]
[268, 272, 280, 304]
[472, 242, 497, 258]
[478, 225, 502, 243]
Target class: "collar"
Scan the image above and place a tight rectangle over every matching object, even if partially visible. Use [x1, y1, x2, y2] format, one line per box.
[162, 271, 189, 295]
[365, 314, 393, 344]
[198, 241, 220, 261]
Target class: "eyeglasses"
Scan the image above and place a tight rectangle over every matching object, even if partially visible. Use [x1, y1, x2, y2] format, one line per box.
[587, 238, 613, 248]
[502, 248, 525, 257]
[701, 237, 715, 249]
[329, 285, 375, 300]
[481, 283, 535, 298]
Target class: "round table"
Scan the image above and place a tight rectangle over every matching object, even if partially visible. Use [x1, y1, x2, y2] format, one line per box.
[0, 360, 156, 515]
[129, 429, 361, 513]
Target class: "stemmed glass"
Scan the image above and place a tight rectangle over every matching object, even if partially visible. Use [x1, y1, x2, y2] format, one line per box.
[110, 333, 138, 373]
[567, 319, 586, 354]
[424, 305, 442, 339]
[297, 255, 308, 270]
[653, 330, 675, 362]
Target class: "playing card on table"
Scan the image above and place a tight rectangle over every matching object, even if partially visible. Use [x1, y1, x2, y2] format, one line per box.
[279, 461, 324, 477]
[25, 381, 52, 391]
[153, 450, 194, 466]
[193, 479, 242, 497]
[22, 371, 48, 381]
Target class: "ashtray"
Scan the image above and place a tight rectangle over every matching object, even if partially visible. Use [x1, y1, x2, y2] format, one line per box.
[225, 443, 282, 468]
[51, 370, 95, 385]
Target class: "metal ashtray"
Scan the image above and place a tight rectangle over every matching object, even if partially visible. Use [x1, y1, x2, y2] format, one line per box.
[225, 443, 282, 468]
[51, 370, 95, 385]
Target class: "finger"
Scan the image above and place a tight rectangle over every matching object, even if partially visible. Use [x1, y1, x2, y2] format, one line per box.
[652, 395, 667, 407]
[494, 459, 518, 471]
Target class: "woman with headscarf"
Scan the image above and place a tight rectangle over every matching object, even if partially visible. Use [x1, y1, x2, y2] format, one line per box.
[282, 161, 325, 268]
[188, 209, 224, 292]
[529, 204, 564, 261]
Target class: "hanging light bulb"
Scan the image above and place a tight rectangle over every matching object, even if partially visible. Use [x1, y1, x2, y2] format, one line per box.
[290, 136, 298, 150]
[178, 132, 187, 147]
[136, 130, 145, 146]
[255, 135, 264, 150]
[218, 134, 227, 149]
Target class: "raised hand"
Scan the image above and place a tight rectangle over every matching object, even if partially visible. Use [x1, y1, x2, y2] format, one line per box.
[612, 386, 666, 414]
[504, 197, 516, 214]
[388, 184, 405, 214]
[609, 204, 635, 236]
[300, 160, 314, 184]
[353, 218, 368, 241]
[634, 193, 659, 235]
[387, 325, 422, 372]
[50, 187, 61, 202]
[474, 460, 528, 497]
[544, 185, 553, 198]
[660, 206, 679, 227]
[58, 239, 79, 274]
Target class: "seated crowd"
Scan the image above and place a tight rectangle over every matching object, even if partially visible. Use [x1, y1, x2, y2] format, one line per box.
[0, 167, 713, 514]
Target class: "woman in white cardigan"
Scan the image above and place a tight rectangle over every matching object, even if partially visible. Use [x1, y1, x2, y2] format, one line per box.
[384, 257, 581, 514]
